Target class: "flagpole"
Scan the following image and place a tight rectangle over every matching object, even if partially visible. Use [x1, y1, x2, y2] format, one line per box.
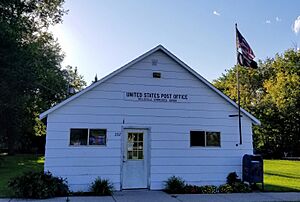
[235, 23, 242, 145]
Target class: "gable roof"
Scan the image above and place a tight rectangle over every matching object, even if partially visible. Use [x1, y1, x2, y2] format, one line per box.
[40, 45, 260, 125]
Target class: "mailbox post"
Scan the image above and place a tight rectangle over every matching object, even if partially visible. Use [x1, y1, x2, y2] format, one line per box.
[242, 154, 264, 190]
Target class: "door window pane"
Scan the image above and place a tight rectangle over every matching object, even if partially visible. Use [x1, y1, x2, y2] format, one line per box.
[138, 133, 143, 141]
[133, 133, 138, 141]
[138, 142, 143, 150]
[89, 129, 106, 145]
[70, 129, 88, 145]
[128, 151, 133, 159]
[133, 151, 138, 159]
[138, 151, 143, 159]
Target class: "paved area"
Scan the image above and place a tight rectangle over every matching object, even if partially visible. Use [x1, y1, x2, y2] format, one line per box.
[0, 190, 300, 202]
[176, 192, 300, 202]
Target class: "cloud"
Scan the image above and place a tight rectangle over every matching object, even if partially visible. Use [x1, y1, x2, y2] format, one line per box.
[276, 17, 281, 22]
[213, 11, 220, 16]
[265, 20, 271, 24]
[293, 16, 300, 34]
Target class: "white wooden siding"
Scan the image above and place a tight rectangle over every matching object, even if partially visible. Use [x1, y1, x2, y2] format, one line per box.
[45, 50, 254, 191]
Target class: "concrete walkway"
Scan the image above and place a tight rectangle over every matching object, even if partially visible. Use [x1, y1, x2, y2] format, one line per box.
[1, 190, 300, 202]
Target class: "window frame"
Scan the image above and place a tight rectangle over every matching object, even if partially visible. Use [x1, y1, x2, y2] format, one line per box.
[69, 128, 107, 147]
[190, 130, 221, 148]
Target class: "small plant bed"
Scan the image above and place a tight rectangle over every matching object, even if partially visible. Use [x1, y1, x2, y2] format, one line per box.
[183, 184, 218, 194]
[164, 173, 251, 194]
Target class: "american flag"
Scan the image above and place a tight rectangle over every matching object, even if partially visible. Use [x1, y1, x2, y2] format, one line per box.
[236, 28, 257, 69]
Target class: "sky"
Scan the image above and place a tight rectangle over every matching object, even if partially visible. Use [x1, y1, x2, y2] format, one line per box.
[51, 0, 300, 84]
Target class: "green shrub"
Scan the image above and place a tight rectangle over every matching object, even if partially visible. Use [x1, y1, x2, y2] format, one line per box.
[164, 176, 185, 194]
[90, 177, 114, 196]
[8, 171, 69, 199]
[225, 172, 251, 193]
[231, 182, 251, 193]
[218, 184, 233, 193]
[226, 172, 240, 185]
[201, 185, 217, 194]
[184, 184, 202, 194]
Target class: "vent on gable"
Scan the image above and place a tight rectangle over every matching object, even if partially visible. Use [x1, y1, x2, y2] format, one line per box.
[151, 59, 158, 66]
[153, 72, 161, 78]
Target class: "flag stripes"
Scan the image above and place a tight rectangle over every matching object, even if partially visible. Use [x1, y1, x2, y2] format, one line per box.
[236, 27, 258, 69]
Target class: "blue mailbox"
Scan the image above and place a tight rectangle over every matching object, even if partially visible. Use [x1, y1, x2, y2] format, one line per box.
[242, 154, 264, 189]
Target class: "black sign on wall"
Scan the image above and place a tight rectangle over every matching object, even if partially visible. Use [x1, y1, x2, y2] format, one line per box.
[124, 91, 188, 103]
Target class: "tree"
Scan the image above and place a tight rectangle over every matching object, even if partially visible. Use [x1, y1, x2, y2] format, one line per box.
[261, 51, 300, 157]
[0, 0, 86, 153]
[213, 49, 300, 157]
[63, 65, 87, 93]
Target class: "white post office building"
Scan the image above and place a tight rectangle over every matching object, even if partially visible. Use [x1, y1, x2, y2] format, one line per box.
[40, 45, 260, 191]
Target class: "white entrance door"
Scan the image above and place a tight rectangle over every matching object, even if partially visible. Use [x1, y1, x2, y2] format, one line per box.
[122, 129, 148, 189]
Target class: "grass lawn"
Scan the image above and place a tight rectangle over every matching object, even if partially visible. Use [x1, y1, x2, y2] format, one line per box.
[263, 160, 300, 192]
[0, 154, 44, 197]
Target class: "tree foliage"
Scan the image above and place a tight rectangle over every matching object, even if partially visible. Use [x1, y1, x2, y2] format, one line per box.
[63, 65, 87, 92]
[213, 49, 300, 157]
[0, 0, 85, 153]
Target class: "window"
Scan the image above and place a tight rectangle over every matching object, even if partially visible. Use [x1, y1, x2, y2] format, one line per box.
[190, 131, 205, 146]
[89, 129, 106, 145]
[206, 132, 221, 146]
[153, 72, 161, 78]
[70, 128, 107, 146]
[190, 131, 220, 147]
[70, 129, 88, 145]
